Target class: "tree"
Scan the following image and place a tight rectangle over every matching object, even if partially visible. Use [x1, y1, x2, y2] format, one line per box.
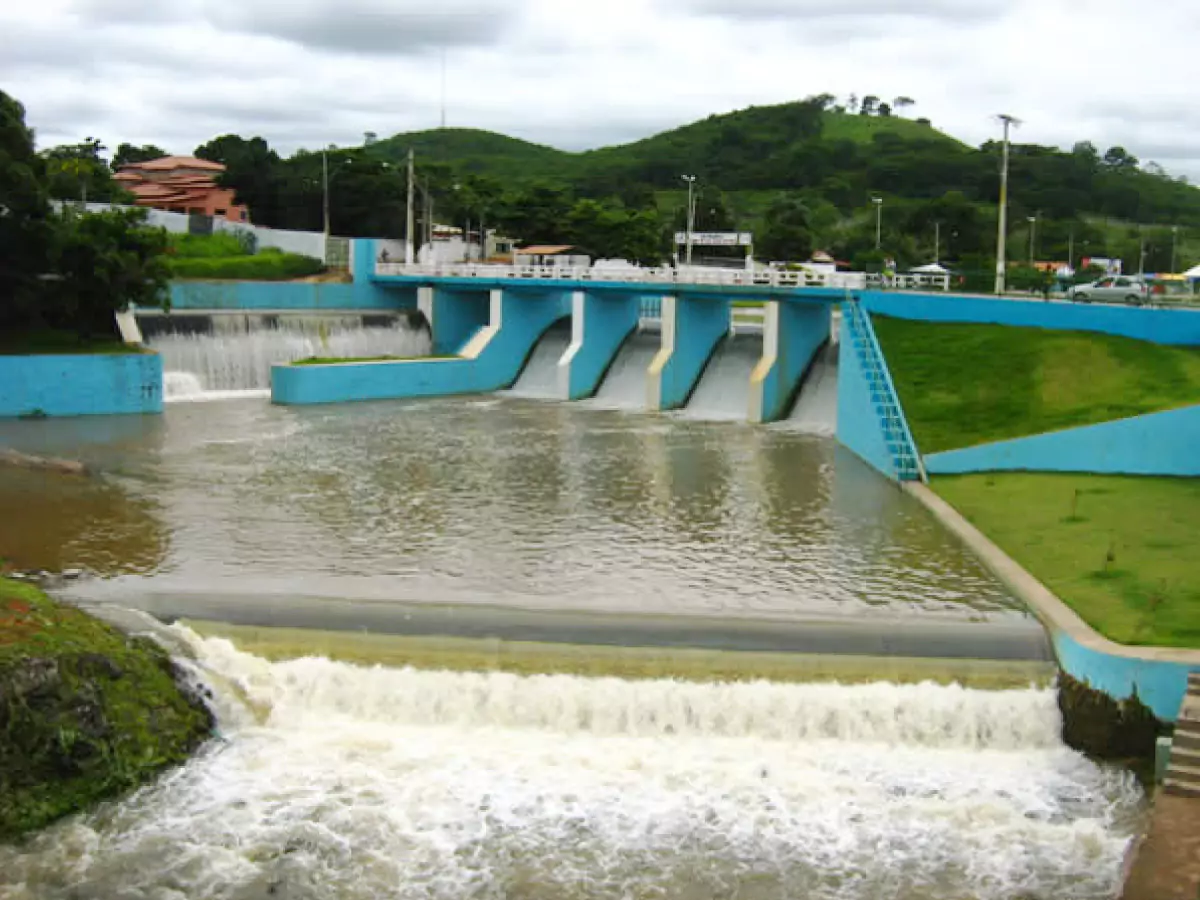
[893, 96, 915, 114]
[1103, 146, 1139, 171]
[0, 90, 54, 329]
[860, 95, 880, 116]
[112, 143, 166, 170]
[42, 137, 126, 203]
[846, 93, 858, 114]
[878, 102, 892, 118]
[51, 206, 170, 337]
[757, 195, 813, 262]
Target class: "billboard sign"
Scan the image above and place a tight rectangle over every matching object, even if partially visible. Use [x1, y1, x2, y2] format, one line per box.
[674, 232, 753, 247]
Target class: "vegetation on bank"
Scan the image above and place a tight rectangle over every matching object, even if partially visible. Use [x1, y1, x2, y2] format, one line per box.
[292, 353, 448, 365]
[0, 330, 144, 356]
[872, 318, 1200, 453]
[932, 473, 1200, 648]
[0, 578, 212, 841]
[165, 232, 325, 281]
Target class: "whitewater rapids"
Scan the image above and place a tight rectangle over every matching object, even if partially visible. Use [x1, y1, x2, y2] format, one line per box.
[0, 630, 1142, 900]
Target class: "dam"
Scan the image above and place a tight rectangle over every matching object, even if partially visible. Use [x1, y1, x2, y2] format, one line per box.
[0, 247, 1159, 897]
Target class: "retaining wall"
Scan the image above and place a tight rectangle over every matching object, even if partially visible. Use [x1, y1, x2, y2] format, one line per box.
[861, 291, 1200, 346]
[0, 354, 163, 418]
[749, 301, 831, 423]
[273, 288, 571, 404]
[836, 313, 901, 479]
[925, 404, 1200, 477]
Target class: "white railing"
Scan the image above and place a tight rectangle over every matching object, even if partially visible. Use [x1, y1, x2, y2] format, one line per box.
[375, 262, 889, 291]
[863, 273, 952, 291]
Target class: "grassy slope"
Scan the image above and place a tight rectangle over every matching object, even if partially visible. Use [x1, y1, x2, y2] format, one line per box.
[872, 317, 1200, 453]
[0, 578, 212, 839]
[0, 331, 139, 355]
[933, 473, 1200, 647]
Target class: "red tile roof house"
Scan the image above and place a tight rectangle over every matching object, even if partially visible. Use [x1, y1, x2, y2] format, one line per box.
[113, 156, 249, 223]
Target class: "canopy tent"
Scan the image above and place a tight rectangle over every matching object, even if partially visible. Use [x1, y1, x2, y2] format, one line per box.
[1183, 263, 1200, 279]
[910, 262, 950, 274]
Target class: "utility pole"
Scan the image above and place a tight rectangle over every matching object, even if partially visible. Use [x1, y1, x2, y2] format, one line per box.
[1171, 225, 1179, 273]
[1027, 215, 1037, 266]
[994, 114, 1020, 294]
[681, 175, 697, 267]
[872, 197, 883, 250]
[322, 149, 330, 237]
[1068, 228, 1074, 271]
[934, 221, 941, 264]
[440, 48, 447, 129]
[405, 148, 415, 265]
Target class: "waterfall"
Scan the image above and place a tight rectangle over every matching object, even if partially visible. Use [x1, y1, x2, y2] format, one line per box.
[148, 315, 431, 398]
[784, 340, 840, 435]
[506, 323, 572, 399]
[682, 332, 763, 421]
[587, 331, 660, 410]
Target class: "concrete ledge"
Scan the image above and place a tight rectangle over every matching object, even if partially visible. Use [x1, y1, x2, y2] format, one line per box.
[0, 354, 163, 418]
[272, 357, 480, 405]
[904, 482, 1199, 721]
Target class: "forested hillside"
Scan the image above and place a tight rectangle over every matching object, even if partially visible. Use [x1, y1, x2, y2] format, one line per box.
[35, 95, 1200, 274]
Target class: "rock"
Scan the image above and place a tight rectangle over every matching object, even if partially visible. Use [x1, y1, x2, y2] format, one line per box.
[61, 568, 85, 581]
[0, 447, 89, 477]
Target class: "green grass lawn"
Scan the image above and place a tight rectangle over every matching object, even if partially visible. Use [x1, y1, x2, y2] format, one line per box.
[873, 317, 1200, 453]
[934, 473, 1200, 648]
[0, 330, 140, 355]
[292, 354, 449, 366]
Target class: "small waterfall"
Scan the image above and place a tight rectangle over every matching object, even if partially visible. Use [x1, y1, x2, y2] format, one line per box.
[148, 315, 431, 397]
[588, 331, 660, 410]
[506, 322, 572, 399]
[785, 340, 840, 435]
[682, 332, 762, 421]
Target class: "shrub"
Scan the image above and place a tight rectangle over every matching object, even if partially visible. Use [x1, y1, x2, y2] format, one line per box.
[167, 232, 249, 259]
[167, 252, 324, 280]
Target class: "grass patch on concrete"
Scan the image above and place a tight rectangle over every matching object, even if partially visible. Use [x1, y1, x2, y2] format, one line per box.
[872, 317, 1200, 453]
[0, 578, 211, 840]
[932, 473, 1200, 647]
[168, 248, 324, 281]
[0, 330, 142, 356]
[185, 619, 1054, 689]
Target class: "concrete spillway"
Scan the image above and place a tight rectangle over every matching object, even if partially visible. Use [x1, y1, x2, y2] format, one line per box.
[506, 321, 572, 399]
[682, 332, 762, 421]
[588, 331, 661, 410]
[785, 340, 840, 435]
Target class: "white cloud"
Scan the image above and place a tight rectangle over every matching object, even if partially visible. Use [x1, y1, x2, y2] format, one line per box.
[3, 0, 1200, 184]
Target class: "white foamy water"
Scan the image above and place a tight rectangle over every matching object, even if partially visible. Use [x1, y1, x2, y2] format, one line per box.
[784, 340, 840, 436]
[0, 633, 1142, 900]
[151, 320, 431, 394]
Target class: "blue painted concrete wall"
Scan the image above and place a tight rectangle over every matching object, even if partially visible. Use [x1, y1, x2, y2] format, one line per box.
[562, 291, 640, 399]
[273, 289, 571, 404]
[926, 404, 1200, 476]
[836, 313, 901, 479]
[165, 240, 414, 312]
[432, 289, 491, 355]
[0, 354, 163, 418]
[862, 291, 1200, 346]
[652, 297, 730, 410]
[753, 302, 831, 423]
[1053, 630, 1195, 722]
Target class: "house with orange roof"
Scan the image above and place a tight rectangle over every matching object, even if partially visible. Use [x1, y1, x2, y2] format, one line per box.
[114, 156, 249, 223]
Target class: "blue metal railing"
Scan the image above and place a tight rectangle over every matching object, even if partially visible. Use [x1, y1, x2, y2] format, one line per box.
[843, 300, 926, 482]
[639, 296, 662, 320]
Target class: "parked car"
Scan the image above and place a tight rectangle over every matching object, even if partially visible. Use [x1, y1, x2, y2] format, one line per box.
[1067, 276, 1149, 305]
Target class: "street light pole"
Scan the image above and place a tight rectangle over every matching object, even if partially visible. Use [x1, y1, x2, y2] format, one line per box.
[1027, 215, 1036, 266]
[681, 175, 697, 267]
[934, 221, 941, 265]
[405, 148, 415, 265]
[1171, 225, 1179, 273]
[322, 149, 330, 237]
[994, 114, 1020, 294]
[872, 197, 883, 250]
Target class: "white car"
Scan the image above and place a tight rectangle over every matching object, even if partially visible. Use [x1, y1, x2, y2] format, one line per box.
[1067, 276, 1149, 305]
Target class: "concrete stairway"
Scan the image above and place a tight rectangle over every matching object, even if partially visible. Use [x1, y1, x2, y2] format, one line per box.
[1164, 671, 1200, 798]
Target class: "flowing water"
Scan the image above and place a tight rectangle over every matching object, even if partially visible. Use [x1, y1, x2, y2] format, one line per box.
[0, 348, 1143, 896]
[587, 330, 661, 410]
[0, 631, 1142, 900]
[506, 322, 573, 399]
[682, 332, 763, 421]
[146, 315, 430, 395]
[786, 340, 840, 436]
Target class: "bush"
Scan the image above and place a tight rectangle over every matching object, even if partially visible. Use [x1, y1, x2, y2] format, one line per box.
[167, 232, 249, 259]
[167, 252, 324, 280]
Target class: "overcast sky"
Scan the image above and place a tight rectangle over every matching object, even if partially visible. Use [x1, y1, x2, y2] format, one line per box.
[4, 0, 1199, 179]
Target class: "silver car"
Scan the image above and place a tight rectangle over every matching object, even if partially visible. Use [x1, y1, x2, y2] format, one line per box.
[1068, 276, 1149, 305]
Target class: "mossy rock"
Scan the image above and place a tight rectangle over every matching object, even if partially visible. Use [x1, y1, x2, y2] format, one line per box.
[1057, 671, 1164, 769]
[0, 578, 213, 841]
